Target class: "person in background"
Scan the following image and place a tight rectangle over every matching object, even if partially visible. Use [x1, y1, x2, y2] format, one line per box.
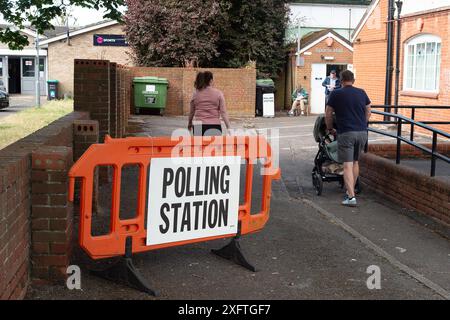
[322, 70, 341, 104]
[288, 85, 309, 116]
[325, 70, 371, 207]
[188, 71, 231, 136]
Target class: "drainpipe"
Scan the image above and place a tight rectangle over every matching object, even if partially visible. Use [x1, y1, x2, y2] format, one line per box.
[384, 0, 395, 115]
[394, 0, 403, 115]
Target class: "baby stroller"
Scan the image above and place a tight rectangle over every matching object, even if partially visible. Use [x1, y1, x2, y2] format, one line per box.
[311, 114, 362, 196]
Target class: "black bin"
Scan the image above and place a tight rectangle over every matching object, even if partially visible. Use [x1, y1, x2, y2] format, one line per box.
[256, 79, 275, 117]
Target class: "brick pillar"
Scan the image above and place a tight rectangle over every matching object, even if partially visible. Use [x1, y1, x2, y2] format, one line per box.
[31, 147, 73, 284]
[117, 66, 124, 138]
[74, 59, 110, 142]
[109, 63, 118, 138]
[73, 120, 100, 207]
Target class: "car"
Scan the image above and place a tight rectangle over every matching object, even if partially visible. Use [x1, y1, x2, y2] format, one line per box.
[0, 89, 9, 110]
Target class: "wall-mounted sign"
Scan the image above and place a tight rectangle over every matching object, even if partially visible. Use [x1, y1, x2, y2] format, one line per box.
[93, 34, 128, 47]
[316, 48, 343, 53]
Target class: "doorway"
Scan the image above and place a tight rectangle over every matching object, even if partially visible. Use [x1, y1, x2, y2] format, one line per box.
[326, 64, 348, 79]
[8, 57, 21, 94]
[310, 63, 349, 114]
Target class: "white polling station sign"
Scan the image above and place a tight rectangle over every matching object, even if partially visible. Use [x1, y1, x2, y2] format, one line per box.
[146, 156, 241, 246]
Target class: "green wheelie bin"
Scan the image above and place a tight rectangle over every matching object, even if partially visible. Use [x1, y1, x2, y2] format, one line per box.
[133, 76, 169, 115]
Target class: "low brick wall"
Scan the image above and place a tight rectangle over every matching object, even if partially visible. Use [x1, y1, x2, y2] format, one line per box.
[131, 67, 256, 117]
[0, 112, 89, 299]
[1, 59, 140, 300]
[360, 152, 450, 226]
[74, 59, 257, 124]
[368, 143, 450, 159]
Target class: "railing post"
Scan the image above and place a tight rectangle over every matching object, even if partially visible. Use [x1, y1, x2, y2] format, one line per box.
[396, 117, 402, 164]
[431, 132, 437, 177]
[410, 108, 415, 141]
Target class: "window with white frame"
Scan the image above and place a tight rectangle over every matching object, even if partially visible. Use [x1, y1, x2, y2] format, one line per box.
[404, 34, 441, 92]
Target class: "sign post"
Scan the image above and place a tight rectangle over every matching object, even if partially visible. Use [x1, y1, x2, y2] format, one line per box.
[35, 30, 40, 108]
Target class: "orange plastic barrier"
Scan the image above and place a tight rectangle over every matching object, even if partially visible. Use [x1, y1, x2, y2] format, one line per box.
[69, 135, 281, 260]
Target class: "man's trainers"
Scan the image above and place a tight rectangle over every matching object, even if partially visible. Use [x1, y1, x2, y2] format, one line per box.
[342, 197, 357, 207]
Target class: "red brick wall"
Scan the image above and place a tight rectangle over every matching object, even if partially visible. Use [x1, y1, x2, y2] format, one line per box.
[353, 1, 450, 132]
[360, 152, 450, 226]
[368, 142, 450, 158]
[353, 0, 389, 107]
[131, 67, 257, 117]
[393, 8, 450, 133]
[0, 112, 89, 300]
[31, 147, 74, 283]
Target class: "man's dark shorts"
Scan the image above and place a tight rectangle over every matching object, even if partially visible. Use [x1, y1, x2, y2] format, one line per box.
[337, 131, 368, 163]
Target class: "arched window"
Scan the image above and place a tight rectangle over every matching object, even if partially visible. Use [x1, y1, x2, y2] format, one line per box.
[404, 34, 441, 92]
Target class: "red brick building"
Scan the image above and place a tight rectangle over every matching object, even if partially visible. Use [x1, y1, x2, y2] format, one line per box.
[352, 0, 450, 132]
[279, 29, 354, 114]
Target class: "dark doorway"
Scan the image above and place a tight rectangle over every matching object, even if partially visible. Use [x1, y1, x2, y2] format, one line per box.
[326, 64, 347, 79]
[8, 57, 21, 94]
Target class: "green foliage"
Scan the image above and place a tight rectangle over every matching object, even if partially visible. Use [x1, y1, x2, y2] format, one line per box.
[214, 0, 289, 78]
[0, 0, 124, 50]
[124, 0, 228, 67]
[125, 0, 289, 78]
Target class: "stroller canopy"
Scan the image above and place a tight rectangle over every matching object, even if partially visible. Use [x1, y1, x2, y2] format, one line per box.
[313, 114, 340, 163]
[313, 114, 327, 143]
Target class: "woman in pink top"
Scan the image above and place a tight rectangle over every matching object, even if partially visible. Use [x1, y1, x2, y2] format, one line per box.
[188, 71, 231, 136]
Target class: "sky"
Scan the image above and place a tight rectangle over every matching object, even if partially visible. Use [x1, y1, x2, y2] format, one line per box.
[69, 7, 110, 26]
[67, 5, 128, 26]
[0, 5, 125, 27]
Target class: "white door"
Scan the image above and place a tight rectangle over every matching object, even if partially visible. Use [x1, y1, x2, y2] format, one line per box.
[0, 56, 6, 91]
[21, 57, 36, 95]
[310, 63, 327, 114]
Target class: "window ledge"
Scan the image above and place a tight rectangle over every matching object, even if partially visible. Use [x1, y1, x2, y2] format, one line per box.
[400, 91, 439, 99]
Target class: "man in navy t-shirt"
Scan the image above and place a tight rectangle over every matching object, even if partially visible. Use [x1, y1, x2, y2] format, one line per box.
[325, 70, 371, 207]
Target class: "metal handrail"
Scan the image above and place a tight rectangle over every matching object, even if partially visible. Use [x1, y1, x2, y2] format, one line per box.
[368, 109, 450, 177]
[372, 105, 450, 109]
[370, 105, 450, 142]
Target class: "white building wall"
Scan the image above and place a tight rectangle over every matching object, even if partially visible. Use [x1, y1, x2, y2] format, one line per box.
[289, 3, 368, 29]
[399, 0, 450, 16]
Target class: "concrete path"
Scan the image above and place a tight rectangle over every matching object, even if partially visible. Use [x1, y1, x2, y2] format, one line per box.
[27, 114, 450, 300]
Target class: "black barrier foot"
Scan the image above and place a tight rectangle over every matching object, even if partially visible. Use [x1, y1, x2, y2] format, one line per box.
[90, 237, 158, 296]
[211, 237, 257, 272]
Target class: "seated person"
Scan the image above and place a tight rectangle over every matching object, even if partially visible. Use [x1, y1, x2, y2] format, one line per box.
[288, 85, 309, 116]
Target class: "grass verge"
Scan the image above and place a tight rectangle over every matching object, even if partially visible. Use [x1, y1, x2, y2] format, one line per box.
[0, 99, 73, 150]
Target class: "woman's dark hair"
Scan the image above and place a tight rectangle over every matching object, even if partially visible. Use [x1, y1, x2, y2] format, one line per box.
[194, 71, 214, 90]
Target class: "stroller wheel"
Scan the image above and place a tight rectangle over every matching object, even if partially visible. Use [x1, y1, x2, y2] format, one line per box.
[355, 177, 363, 194]
[312, 172, 323, 196]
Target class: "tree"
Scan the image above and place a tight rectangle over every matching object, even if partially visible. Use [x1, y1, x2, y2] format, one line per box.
[124, 0, 289, 78]
[214, 0, 289, 78]
[52, 6, 79, 27]
[124, 0, 228, 67]
[0, 0, 124, 49]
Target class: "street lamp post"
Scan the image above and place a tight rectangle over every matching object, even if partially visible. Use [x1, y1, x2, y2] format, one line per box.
[35, 29, 41, 108]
